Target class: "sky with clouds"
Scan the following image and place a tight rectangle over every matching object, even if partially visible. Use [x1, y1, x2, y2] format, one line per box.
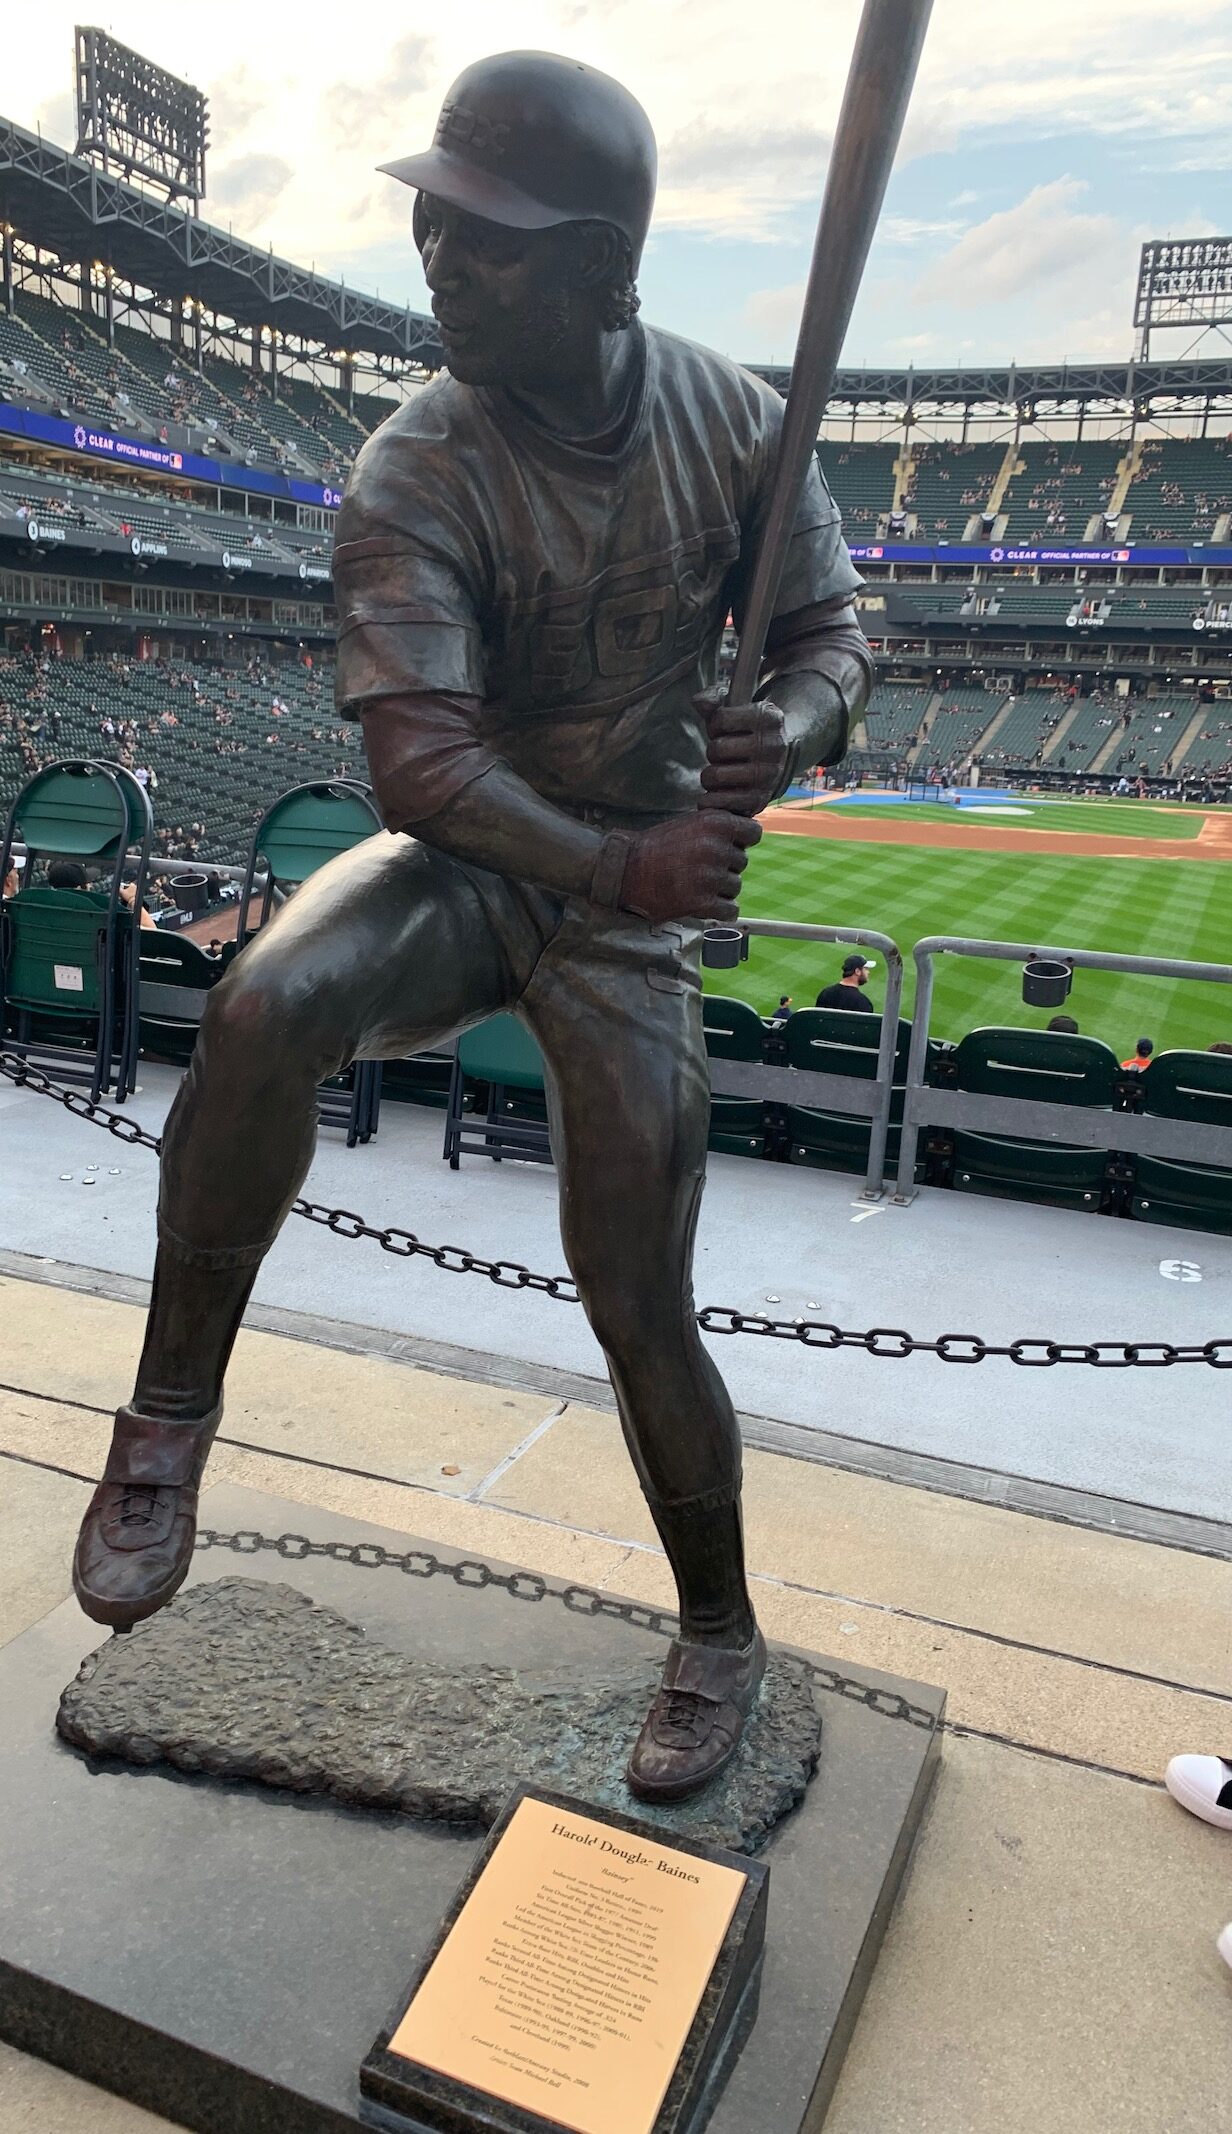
[12, 1, 1232, 369]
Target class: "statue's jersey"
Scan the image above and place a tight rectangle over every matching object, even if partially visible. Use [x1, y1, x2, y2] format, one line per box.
[332, 322, 861, 815]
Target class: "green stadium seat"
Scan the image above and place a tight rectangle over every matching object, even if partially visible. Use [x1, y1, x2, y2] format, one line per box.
[237, 780, 383, 1145]
[444, 1014, 551, 1168]
[782, 1009, 926, 1178]
[0, 760, 151, 1100]
[702, 994, 767, 1158]
[137, 934, 222, 1065]
[1131, 1050, 1232, 1235]
[238, 780, 383, 916]
[950, 1027, 1119, 1212]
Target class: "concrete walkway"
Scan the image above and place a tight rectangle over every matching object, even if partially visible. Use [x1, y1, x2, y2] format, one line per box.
[2, 1063, 1230, 1524]
[1, 1269, 1229, 2132]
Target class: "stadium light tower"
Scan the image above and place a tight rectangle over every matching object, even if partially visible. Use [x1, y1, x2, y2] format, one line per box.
[74, 27, 209, 215]
[1134, 237, 1232, 361]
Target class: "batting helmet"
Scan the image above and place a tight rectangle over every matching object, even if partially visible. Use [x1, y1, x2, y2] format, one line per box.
[379, 51, 657, 271]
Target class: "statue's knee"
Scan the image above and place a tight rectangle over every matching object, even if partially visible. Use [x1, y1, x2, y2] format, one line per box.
[201, 964, 307, 1066]
[578, 1269, 667, 1359]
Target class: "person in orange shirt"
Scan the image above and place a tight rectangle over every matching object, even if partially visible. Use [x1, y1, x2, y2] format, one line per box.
[1121, 1037, 1153, 1072]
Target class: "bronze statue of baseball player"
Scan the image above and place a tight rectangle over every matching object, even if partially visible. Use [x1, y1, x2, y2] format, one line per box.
[73, 51, 871, 1802]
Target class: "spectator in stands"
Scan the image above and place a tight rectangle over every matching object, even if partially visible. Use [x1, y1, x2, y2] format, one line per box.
[1046, 1015, 1079, 1034]
[770, 994, 793, 1025]
[1208, 1041, 1232, 1055]
[1121, 1037, 1154, 1072]
[119, 872, 158, 931]
[816, 955, 876, 1012]
[2, 864, 18, 899]
[46, 860, 87, 890]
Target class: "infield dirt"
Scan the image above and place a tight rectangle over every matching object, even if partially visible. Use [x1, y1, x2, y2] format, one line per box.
[762, 804, 1232, 864]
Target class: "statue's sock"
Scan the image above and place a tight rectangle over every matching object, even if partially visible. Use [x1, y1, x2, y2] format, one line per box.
[129, 1231, 265, 1425]
[645, 1490, 757, 1651]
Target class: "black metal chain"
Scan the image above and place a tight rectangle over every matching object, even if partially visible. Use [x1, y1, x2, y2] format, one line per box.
[6, 1049, 1230, 1370]
[293, 1191, 582, 1303]
[2, 1055, 165, 1151]
[195, 1526, 938, 1733]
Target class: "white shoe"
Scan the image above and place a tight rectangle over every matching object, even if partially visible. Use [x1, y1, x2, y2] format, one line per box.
[1165, 1755, 1232, 1831]
[1219, 1923, 1232, 1972]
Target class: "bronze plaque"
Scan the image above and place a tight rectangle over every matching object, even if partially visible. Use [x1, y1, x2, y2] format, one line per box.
[363, 1789, 768, 2134]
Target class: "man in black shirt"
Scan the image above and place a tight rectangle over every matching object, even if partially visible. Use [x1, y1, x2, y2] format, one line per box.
[816, 954, 876, 1011]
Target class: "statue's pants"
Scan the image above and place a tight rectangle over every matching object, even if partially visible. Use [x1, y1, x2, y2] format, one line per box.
[138, 830, 745, 1547]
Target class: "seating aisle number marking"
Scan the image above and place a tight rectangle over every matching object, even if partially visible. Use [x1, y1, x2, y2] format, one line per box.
[1159, 1259, 1202, 1282]
[850, 1204, 884, 1224]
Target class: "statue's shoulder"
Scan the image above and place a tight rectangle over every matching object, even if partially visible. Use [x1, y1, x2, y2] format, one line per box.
[337, 378, 480, 542]
[645, 324, 786, 441]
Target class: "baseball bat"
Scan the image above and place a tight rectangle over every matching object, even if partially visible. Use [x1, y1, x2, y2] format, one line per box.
[728, 0, 933, 705]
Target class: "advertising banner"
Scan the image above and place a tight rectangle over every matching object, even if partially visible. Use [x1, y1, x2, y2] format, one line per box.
[0, 402, 343, 513]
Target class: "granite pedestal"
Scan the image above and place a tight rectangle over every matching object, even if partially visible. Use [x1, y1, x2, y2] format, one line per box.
[0, 1484, 945, 2134]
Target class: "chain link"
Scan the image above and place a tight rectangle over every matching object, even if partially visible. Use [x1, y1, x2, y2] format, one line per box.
[6, 1049, 1228, 1370]
[195, 1526, 939, 1732]
[1, 1055, 165, 1151]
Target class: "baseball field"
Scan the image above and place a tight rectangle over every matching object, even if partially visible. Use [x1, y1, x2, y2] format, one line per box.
[712, 794, 1232, 1055]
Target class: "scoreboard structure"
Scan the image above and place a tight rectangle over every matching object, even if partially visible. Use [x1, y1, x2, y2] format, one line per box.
[74, 26, 209, 213]
[1134, 236, 1232, 358]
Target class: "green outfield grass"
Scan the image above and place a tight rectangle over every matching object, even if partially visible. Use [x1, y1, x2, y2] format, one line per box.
[712, 829, 1232, 1055]
[827, 798, 1209, 840]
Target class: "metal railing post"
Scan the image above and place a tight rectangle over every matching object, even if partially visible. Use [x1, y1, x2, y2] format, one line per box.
[892, 941, 937, 1203]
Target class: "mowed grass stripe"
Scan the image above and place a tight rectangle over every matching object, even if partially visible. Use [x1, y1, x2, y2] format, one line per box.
[715, 834, 1232, 1051]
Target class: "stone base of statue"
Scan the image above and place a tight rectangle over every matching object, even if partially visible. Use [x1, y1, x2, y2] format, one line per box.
[55, 1577, 823, 1858]
[0, 1483, 944, 2134]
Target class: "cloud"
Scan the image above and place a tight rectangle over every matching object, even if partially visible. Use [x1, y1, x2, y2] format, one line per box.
[662, 121, 829, 192]
[913, 179, 1120, 306]
[878, 215, 969, 247]
[949, 189, 979, 209]
[906, 0, 1232, 150]
[210, 154, 294, 226]
[36, 91, 74, 147]
[741, 280, 806, 350]
[208, 66, 267, 145]
[656, 119, 830, 241]
[328, 34, 435, 148]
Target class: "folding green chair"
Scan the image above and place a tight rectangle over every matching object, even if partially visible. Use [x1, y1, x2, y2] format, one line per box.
[137, 934, 224, 1067]
[782, 1009, 919, 1176]
[1, 760, 152, 1101]
[702, 994, 768, 1158]
[1132, 1049, 1232, 1234]
[949, 1027, 1119, 1212]
[443, 1014, 551, 1167]
[237, 781, 383, 928]
[378, 1053, 457, 1111]
[236, 781, 383, 1146]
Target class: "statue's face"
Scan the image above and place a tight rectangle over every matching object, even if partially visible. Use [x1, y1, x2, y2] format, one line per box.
[418, 194, 579, 389]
